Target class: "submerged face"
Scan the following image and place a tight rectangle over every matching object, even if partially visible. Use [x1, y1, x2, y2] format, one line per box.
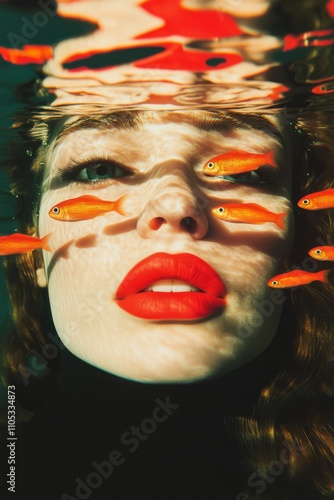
[37, 110, 294, 383]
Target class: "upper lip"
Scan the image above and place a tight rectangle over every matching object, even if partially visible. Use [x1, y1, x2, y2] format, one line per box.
[115, 253, 227, 299]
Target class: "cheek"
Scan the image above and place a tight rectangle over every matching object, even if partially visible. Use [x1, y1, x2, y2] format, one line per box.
[45, 244, 122, 354]
[215, 202, 294, 330]
[222, 245, 279, 320]
[45, 239, 126, 304]
[38, 190, 129, 340]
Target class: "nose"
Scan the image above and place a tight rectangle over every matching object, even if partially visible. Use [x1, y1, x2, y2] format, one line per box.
[137, 183, 209, 240]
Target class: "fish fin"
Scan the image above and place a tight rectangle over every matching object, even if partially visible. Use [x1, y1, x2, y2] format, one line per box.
[41, 233, 52, 252]
[265, 151, 278, 168]
[276, 212, 287, 230]
[242, 203, 264, 209]
[114, 194, 127, 216]
[317, 268, 331, 283]
[79, 194, 102, 201]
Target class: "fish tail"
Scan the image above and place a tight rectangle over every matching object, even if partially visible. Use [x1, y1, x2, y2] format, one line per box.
[316, 268, 331, 283]
[276, 212, 287, 230]
[41, 233, 52, 252]
[114, 195, 127, 216]
[265, 151, 278, 168]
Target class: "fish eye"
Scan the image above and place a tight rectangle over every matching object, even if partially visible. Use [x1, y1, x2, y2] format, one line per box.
[52, 207, 60, 214]
[315, 249, 322, 255]
[271, 280, 279, 286]
[302, 199, 310, 205]
[207, 162, 215, 169]
[218, 207, 224, 213]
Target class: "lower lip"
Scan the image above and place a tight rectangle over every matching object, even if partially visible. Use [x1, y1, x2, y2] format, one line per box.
[114, 291, 226, 320]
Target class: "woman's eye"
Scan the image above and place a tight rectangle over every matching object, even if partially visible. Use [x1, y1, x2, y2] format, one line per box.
[215, 171, 261, 184]
[76, 162, 125, 182]
[57, 158, 129, 187]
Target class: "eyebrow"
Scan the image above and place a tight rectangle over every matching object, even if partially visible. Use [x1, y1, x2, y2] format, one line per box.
[53, 111, 143, 146]
[195, 112, 283, 140]
[52, 110, 283, 147]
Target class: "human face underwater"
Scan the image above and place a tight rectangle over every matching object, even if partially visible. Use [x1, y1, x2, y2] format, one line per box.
[37, 110, 294, 383]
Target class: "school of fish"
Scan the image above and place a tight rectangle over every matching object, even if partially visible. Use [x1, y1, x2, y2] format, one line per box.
[2, 163, 333, 290]
[200, 153, 334, 288]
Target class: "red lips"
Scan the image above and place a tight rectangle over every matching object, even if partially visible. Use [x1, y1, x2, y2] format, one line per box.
[115, 253, 227, 320]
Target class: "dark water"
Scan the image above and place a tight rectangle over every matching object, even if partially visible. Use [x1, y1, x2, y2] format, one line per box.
[0, 1, 333, 499]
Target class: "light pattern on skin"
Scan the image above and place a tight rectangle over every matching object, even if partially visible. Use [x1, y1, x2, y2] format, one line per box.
[37, 111, 294, 383]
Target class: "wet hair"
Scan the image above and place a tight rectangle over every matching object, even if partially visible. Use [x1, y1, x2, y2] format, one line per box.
[1, 107, 334, 499]
[231, 107, 334, 498]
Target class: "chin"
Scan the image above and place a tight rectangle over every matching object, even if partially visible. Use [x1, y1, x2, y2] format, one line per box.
[83, 350, 243, 384]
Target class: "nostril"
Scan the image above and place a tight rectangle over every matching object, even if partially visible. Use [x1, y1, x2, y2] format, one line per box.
[149, 217, 167, 231]
[181, 217, 196, 233]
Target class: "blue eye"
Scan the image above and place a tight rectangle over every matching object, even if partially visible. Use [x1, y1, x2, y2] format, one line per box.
[216, 171, 260, 183]
[76, 162, 124, 182]
[58, 156, 128, 186]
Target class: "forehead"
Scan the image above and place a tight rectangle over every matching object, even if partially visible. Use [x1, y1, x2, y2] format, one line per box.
[44, 112, 285, 175]
[54, 109, 283, 134]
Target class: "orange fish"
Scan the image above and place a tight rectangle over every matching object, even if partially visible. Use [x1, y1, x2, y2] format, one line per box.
[0, 233, 51, 256]
[0, 45, 53, 65]
[312, 82, 334, 95]
[211, 203, 287, 230]
[49, 194, 127, 221]
[297, 188, 334, 210]
[203, 150, 277, 177]
[283, 29, 334, 52]
[308, 246, 334, 260]
[268, 269, 330, 288]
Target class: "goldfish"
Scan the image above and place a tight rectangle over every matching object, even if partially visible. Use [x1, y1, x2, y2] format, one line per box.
[211, 203, 287, 230]
[312, 82, 334, 95]
[0, 233, 51, 256]
[283, 29, 334, 52]
[48, 194, 127, 221]
[297, 189, 334, 210]
[308, 246, 334, 260]
[203, 150, 277, 177]
[268, 269, 330, 288]
[0, 45, 53, 65]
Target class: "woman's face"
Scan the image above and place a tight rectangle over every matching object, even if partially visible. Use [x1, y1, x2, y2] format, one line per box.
[37, 110, 294, 383]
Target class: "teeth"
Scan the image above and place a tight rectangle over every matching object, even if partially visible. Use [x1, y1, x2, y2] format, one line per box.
[143, 279, 200, 292]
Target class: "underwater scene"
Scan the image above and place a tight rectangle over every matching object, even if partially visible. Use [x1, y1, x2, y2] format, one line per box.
[0, 0, 334, 499]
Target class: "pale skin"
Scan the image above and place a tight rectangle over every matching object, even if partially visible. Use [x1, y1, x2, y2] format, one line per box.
[36, 110, 294, 383]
